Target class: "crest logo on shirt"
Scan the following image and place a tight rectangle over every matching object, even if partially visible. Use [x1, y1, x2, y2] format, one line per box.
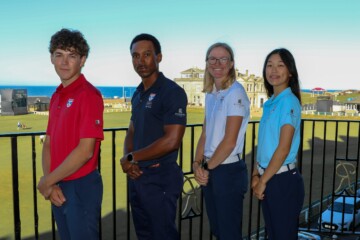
[235, 99, 242, 106]
[66, 99, 74, 108]
[146, 93, 156, 108]
[175, 108, 186, 117]
[149, 93, 156, 101]
[271, 105, 277, 113]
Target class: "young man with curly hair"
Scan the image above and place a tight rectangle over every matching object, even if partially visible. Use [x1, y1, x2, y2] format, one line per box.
[37, 28, 104, 240]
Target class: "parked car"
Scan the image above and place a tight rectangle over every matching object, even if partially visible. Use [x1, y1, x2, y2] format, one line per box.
[256, 232, 321, 240]
[298, 231, 321, 240]
[319, 195, 360, 231]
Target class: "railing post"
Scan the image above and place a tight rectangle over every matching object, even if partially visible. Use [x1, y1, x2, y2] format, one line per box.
[11, 136, 21, 240]
[31, 136, 39, 239]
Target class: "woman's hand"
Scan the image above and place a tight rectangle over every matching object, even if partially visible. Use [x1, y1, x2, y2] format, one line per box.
[193, 161, 209, 186]
[252, 177, 266, 200]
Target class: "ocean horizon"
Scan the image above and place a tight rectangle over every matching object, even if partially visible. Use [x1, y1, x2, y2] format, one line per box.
[0, 85, 137, 98]
[0, 85, 343, 98]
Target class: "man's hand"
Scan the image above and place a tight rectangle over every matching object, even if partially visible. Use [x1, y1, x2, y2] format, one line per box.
[120, 156, 143, 180]
[49, 185, 66, 207]
[37, 176, 53, 199]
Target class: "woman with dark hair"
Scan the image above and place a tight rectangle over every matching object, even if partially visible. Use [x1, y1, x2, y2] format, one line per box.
[193, 42, 250, 239]
[252, 48, 305, 239]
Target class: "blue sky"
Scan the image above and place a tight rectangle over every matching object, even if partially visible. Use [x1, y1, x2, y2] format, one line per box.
[0, 0, 359, 90]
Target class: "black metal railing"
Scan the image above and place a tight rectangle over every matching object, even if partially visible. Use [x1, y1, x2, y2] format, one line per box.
[0, 119, 360, 239]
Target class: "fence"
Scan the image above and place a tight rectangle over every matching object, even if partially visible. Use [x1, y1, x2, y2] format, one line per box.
[0, 119, 360, 239]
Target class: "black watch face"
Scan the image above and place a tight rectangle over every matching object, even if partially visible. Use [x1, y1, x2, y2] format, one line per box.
[203, 162, 208, 170]
[127, 153, 133, 161]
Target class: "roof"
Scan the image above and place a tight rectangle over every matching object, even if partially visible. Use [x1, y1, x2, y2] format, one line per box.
[180, 67, 204, 74]
[312, 87, 326, 91]
[334, 196, 360, 204]
[28, 96, 51, 104]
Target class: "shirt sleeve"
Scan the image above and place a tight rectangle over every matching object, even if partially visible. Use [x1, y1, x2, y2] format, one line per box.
[79, 90, 104, 141]
[163, 86, 187, 126]
[226, 88, 250, 117]
[279, 98, 301, 128]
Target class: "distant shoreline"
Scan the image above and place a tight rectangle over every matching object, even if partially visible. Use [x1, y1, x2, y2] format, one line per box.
[0, 85, 137, 98]
[0, 85, 349, 98]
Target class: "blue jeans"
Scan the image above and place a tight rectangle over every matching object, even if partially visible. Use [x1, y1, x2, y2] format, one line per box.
[203, 160, 248, 240]
[52, 170, 103, 240]
[261, 168, 304, 240]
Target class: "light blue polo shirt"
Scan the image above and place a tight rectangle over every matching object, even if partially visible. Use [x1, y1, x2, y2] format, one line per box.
[204, 81, 250, 160]
[257, 87, 301, 168]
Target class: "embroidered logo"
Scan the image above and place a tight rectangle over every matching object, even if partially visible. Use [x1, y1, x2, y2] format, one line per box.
[271, 105, 277, 113]
[175, 108, 186, 117]
[149, 93, 156, 101]
[66, 99, 74, 108]
[95, 120, 101, 125]
[146, 93, 156, 108]
[235, 98, 243, 106]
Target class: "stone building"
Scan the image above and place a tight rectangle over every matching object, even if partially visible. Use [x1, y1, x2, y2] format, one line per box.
[237, 70, 267, 109]
[28, 96, 50, 112]
[174, 67, 267, 109]
[174, 67, 205, 106]
[0, 89, 28, 116]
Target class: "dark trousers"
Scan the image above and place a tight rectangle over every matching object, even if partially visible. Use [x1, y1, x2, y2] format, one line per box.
[203, 160, 248, 240]
[129, 161, 183, 240]
[52, 170, 103, 240]
[261, 168, 305, 240]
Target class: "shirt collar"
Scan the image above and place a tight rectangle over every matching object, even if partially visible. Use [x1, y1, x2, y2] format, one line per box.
[210, 81, 234, 96]
[136, 72, 165, 93]
[269, 87, 292, 104]
[55, 74, 86, 94]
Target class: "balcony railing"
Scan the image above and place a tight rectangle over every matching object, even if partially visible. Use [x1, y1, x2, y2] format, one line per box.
[0, 119, 359, 239]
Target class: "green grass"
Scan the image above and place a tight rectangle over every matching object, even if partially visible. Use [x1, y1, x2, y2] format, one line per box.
[0, 108, 205, 239]
[1, 108, 359, 239]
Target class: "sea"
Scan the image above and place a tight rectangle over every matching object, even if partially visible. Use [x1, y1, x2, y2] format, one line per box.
[0, 85, 137, 98]
[0, 85, 342, 98]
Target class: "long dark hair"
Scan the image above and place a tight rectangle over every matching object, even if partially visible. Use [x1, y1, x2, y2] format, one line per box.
[262, 48, 301, 103]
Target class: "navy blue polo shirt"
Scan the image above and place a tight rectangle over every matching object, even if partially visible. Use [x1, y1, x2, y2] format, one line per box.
[131, 72, 187, 167]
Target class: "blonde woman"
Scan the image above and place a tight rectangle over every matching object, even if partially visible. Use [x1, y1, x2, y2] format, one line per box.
[193, 42, 250, 239]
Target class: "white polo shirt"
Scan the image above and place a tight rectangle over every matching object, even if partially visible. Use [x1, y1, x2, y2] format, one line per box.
[204, 81, 250, 163]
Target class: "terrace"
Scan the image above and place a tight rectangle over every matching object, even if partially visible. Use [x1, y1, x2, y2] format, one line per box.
[1, 119, 360, 239]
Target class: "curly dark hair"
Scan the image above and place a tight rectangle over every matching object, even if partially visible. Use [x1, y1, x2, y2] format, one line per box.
[49, 28, 90, 57]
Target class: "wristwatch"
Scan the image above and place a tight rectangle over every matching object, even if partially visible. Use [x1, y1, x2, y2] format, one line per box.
[202, 161, 209, 170]
[127, 153, 137, 164]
